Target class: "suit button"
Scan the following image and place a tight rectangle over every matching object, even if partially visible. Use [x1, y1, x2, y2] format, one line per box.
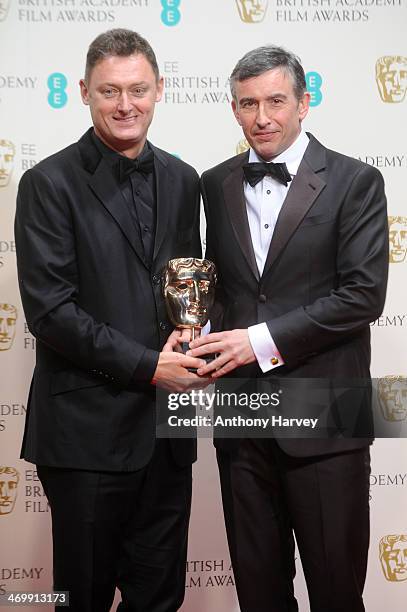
[152, 274, 160, 284]
[259, 294, 267, 303]
[160, 322, 168, 331]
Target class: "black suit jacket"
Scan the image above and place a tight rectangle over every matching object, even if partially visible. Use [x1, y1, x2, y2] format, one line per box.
[15, 129, 201, 471]
[202, 134, 389, 457]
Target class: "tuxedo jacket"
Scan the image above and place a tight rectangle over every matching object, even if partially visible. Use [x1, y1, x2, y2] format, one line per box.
[202, 134, 389, 457]
[15, 128, 201, 471]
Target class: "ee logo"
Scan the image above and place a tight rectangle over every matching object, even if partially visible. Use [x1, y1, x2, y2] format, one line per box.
[161, 0, 181, 26]
[47, 73, 68, 109]
[305, 71, 322, 107]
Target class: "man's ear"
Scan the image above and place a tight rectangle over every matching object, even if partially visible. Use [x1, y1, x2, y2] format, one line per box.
[298, 91, 310, 122]
[232, 99, 242, 126]
[156, 76, 164, 102]
[79, 79, 90, 105]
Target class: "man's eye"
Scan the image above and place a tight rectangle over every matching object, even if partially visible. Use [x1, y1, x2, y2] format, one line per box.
[132, 88, 146, 96]
[103, 89, 117, 97]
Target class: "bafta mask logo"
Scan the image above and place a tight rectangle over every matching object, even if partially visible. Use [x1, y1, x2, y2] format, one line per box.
[378, 376, 407, 422]
[0, 467, 19, 516]
[388, 216, 407, 263]
[236, 138, 250, 154]
[380, 535, 407, 582]
[376, 56, 407, 103]
[235, 0, 268, 23]
[163, 258, 216, 332]
[0, 0, 11, 21]
[0, 140, 15, 188]
[0, 303, 17, 351]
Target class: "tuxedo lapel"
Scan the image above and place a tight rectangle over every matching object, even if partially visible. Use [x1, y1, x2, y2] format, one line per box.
[262, 136, 327, 277]
[78, 130, 148, 268]
[222, 154, 260, 282]
[152, 146, 172, 261]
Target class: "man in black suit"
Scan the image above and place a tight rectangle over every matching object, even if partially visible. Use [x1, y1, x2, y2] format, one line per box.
[15, 28, 206, 612]
[188, 46, 389, 611]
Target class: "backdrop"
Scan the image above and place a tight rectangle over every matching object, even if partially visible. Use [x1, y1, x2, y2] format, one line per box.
[1, 1, 406, 610]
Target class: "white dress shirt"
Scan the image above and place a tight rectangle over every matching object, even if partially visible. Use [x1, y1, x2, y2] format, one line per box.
[246, 130, 309, 372]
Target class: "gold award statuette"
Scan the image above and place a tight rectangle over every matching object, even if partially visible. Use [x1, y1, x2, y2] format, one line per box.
[163, 257, 217, 357]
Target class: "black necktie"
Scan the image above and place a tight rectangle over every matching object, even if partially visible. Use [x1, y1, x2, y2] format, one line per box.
[243, 162, 292, 187]
[118, 149, 154, 183]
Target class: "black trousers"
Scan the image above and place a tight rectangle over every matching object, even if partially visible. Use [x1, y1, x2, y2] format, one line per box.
[217, 439, 370, 612]
[38, 440, 192, 612]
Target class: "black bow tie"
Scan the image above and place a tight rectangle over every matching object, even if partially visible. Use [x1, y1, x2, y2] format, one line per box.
[243, 161, 292, 187]
[118, 149, 154, 183]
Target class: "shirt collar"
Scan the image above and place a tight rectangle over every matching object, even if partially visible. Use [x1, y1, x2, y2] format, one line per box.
[91, 130, 150, 168]
[248, 129, 309, 177]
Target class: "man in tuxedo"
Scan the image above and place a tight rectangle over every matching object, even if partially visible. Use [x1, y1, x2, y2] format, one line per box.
[189, 46, 388, 611]
[15, 29, 206, 612]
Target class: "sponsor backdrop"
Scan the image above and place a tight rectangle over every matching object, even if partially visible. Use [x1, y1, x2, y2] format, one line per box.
[1, 1, 406, 610]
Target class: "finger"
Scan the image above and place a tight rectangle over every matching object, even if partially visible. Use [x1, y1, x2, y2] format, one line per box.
[178, 355, 207, 370]
[196, 352, 230, 376]
[162, 342, 173, 352]
[179, 328, 192, 342]
[210, 360, 238, 378]
[186, 342, 222, 358]
[189, 332, 224, 349]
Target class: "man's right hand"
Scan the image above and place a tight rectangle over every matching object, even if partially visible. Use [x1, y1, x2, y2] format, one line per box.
[151, 351, 209, 392]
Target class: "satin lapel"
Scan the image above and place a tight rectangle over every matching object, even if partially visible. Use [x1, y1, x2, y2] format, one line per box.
[222, 162, 260, 282]
[88, 157, 147, 267]
[152, 150, 171, 261]
[262, 155, 326, 277]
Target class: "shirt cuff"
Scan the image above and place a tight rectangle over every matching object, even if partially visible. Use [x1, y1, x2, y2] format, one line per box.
[200, 320, 211, 336]
[248, 322, 285, 373]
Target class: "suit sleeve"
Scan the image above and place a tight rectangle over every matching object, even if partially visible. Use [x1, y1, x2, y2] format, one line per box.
[201, 176, 225, 332]
[267, 163, 389, 365]
[15, 167, 158, 388]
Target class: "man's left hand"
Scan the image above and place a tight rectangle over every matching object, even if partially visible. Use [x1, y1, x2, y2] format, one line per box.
[163, 328, 192, 353]
[187, 329, 255, 377]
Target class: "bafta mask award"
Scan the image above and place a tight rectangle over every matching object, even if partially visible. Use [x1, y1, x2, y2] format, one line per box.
[163, 257, 217, 354]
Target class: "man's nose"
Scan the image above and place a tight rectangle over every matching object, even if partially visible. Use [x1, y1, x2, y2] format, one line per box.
[117, 92, 131, 112]
[0, 319, 8, 335]
[256, 103, 271, 128]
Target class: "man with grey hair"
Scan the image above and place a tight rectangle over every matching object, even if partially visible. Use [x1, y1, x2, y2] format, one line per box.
[15, 28, 205, 612]
[189, 45, 388, 611]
